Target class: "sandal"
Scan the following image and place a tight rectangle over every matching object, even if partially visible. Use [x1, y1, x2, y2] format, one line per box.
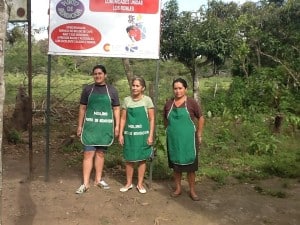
[120, 184, 133, 192]
[136, 185, 147, 194]
[170, 192, 181, 198]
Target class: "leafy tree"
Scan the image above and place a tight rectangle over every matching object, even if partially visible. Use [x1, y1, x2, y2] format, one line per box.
[226, 0, 300, 123]
[161, 0, 239, 102]
[161, 0, 205, 102]
[6, 24, 26, 45]
[236, 0, 300, 85]
[5, 37, 48, 75]
[203, 1, 240, 74]
[5, 39, 28, 74]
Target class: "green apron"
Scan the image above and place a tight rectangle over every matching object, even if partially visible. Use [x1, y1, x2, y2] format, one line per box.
[123, 106, 152, 162]
[81, 85, 114, 146]
[167, 101, 196, 165]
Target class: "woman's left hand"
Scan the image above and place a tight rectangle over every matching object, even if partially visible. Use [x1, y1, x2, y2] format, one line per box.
[118, 134, 124, 146]
[147, 136, 154, 146]
[198, 136, 202, 144]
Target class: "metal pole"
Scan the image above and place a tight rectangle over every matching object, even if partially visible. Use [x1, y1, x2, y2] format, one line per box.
[45, 54, 51, 182]
[149, 59, 160, 188]
[27, 0, 33, 180]
[154, 60, 160, 119]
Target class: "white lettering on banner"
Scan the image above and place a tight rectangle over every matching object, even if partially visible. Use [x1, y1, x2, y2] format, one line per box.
[128, 124, 142, 129]
[86, 118, 93, 121]
[60, 0, 80, 7]
[112, 5, 134, 11]
[105, 0, 130, 4]
[57, 8, 83, 19]
[131, 0, 143, 5]
[94, 111, 108, 116]
[104, 0, 143, 5]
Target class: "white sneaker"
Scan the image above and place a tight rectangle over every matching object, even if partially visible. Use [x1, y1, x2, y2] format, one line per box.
[75, 184, 88, 194]
[97, 180, 110, 190]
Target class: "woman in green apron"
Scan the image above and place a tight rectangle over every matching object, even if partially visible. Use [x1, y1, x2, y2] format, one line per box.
[119, 77, 155, 194]
[75, 65, 120, 194]
[164, 78, 204, 201]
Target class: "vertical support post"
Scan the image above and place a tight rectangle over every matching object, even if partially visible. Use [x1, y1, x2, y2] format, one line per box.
[27, 0, 33, 179]
[149, 59, 160, 189]
[45, 54, 51, 182]
[0, 2, 8, 224]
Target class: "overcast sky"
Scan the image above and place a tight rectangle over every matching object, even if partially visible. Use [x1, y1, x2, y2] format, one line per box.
[31, 0, 251, 39]
[32, 0, 252, 27]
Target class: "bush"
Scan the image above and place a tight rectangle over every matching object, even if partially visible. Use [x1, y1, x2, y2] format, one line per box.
[7, 129, 22, 144]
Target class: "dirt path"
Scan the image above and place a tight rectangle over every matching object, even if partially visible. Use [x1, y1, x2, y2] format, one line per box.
[1, 143, 299, 225]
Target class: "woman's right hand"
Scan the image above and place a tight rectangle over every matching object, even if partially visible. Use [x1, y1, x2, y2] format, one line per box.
[77, 126, 82, 137]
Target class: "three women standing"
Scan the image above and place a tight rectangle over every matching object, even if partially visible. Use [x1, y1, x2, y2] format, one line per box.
[76, 72, 204, 200]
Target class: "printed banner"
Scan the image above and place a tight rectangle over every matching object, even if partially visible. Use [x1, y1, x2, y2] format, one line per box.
[48, 0, 161, 59]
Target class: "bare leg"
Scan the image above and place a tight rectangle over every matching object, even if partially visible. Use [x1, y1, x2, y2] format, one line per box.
[82, 151, 95, 188]
[173, 171, 182, 195]
[137, 160, 146, 188]
[187, 172, 198, 198]
[94, 150, 105, 183]
[125, 162, 134, 187]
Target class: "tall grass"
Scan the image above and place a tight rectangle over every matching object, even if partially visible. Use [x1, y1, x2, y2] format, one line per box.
[5, 73, 92, 104]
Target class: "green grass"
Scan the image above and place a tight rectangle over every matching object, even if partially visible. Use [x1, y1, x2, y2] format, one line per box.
[5, 73, 93, 105]
[200, 117, 300, 183]
[200, 76, 232, 90]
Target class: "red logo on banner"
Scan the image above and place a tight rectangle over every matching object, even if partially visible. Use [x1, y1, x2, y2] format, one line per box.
[89, 0, 159, 14]
[51, 23, 101, 50]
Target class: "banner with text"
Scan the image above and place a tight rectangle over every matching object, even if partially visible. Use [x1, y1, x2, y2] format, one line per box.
[48, 0, 161, 59]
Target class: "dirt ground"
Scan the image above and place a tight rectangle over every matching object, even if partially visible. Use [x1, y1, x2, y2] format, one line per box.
[1, 106, 300, 225]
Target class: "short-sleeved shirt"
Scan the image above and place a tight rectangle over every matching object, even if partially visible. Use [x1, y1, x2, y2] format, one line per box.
[163, 97, 202, 123]
[80, 83, 120, 107]
[163, 96, 202, 172]
[122, 95, 154, 112]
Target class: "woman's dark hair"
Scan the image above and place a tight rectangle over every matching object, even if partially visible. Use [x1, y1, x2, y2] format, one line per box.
[132, 76, 146, 89]
[173, 78, 187, 88]
[92, 64, 107, 74]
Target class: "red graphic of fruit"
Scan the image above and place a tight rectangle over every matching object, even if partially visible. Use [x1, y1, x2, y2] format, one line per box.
[127, 26, 142, 42]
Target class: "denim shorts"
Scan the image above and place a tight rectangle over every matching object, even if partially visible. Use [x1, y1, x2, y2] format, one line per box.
[84, 146, 108, 152]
